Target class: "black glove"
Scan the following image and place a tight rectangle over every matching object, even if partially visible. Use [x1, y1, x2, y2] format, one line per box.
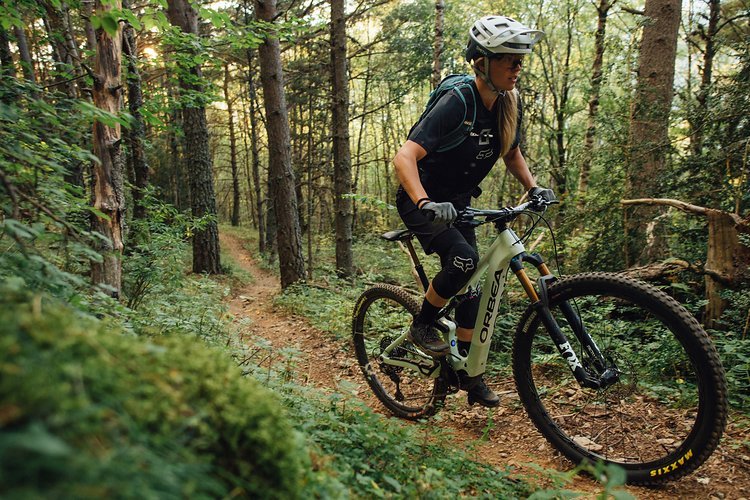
[421, 201, 457, 224]
[528, 186, 556, 204]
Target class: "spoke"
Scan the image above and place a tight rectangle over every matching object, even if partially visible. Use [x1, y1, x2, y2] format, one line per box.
[532, 289, 703, 468]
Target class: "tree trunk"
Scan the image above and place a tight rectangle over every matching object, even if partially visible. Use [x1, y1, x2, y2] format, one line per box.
[625, 0, 682, 266]
[352, 52, 373, 233]
[622, 198, 750, 327]
[90, 0, 124, 297]
[44, 3, 85, 189]
[577, 0, 613, 206]
[13, 26, 36, 84]
[330, 0, 354, 278]
[431, 0, 445, 88]
[81, 0, 98, 54]
[306, 93, 315, 281]
[538, 2, 576, 235]
[223, 63, 241, 226]
[0, 27, 15, 78]
[246, 47, 265, 251]
[43, 10, 77, 98]
[168, 104, 184, 209]
[705, 209, 749, 328]
[239, 92, 256, 228]
[691, 0, 720, 156]
[265, 174, 278, 263]
[122, 0, 150, 221]
[255, 0, 305, 287]
[167, 0, 221, 274]
[44, 1, 83, 90]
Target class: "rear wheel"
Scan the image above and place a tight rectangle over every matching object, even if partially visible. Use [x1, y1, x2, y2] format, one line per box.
[512, 272, 727, 484]
[352, 284, 446, 420]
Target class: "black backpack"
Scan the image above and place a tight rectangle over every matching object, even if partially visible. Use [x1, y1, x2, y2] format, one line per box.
[413, 74, 479, 152]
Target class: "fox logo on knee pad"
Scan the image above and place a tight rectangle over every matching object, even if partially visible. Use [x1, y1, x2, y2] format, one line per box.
[453, 256, 475, 273]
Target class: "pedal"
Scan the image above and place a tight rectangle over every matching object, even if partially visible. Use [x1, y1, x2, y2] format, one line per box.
[434, 319, 450, 334]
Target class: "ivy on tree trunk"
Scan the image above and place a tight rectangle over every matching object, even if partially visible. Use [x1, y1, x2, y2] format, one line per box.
[166, 0, 222, 274]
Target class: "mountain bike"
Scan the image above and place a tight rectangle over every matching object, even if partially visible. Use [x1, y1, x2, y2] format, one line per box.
[351, 198, 727, 485]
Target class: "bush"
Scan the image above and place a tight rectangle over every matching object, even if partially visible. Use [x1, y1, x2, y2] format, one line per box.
[0, 288, 307, 499]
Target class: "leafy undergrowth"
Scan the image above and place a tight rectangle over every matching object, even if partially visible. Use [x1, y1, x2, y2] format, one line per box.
[0, 287, 307, 499]
[259, 372, 535, 498]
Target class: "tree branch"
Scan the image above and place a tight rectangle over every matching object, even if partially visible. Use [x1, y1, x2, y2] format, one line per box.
[0, 168, 20, 219]
[621, 198, 748, 226]
[620, 6, 644, 15]
[716, 13, 750, 34]
[619, 258, 735, 285]
[621, 197, 709, 215]
[16, 190, 84, 240]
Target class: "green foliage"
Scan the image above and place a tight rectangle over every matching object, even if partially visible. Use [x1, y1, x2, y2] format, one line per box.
[294, 393, 530, 498]
[275, 280, 356, 339]
[161, 27, 220, 107]
[0, 1, 26, 29]
[710, 288, 750, 408]
[238, 347, 533, 498]
[0, 288, 307, 499]
[526, 461, 634, 500]
[0, 77, 119, 309]
[381, 0, 436, 88]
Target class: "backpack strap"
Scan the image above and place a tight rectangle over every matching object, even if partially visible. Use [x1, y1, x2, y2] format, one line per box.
[435, 76, 478, 153]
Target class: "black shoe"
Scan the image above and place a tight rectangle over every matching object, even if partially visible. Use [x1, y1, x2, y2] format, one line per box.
[408, 321, 450, 357]
[467, 377, 500, 408]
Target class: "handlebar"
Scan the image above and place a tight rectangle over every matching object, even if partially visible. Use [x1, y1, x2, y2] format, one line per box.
[420, 195, 558, 227]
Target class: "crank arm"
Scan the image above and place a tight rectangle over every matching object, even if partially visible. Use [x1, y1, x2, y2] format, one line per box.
[379, 355, 441, 378]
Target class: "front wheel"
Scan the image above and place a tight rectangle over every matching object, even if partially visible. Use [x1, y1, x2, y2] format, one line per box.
[512, 272, 727, 485]
[352, 284, 446, 420]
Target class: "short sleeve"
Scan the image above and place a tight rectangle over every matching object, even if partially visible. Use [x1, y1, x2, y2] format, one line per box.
[407, 90, 466, 154]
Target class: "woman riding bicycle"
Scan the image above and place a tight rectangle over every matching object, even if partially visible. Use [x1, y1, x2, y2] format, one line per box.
[393, 15, 556, 407]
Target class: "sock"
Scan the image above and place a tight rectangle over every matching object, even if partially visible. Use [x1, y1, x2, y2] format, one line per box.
[458, 340, 471, 357]
[415, 299, 441, 325]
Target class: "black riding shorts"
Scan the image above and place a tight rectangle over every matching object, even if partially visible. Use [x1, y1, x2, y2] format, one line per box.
[396, 188, 481, 327]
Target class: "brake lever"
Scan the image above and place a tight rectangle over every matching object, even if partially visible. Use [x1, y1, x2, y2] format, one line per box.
[528, 196, 559, 212]
[453, 209, 487, 228]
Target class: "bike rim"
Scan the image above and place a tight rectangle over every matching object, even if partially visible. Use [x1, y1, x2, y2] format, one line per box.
[355, 292, 441, 415]
[526, 288, 706, 469]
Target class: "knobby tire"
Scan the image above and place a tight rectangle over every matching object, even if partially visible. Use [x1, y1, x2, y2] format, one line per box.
[352, 284, 447, 420]
[512, 272, 727, 485]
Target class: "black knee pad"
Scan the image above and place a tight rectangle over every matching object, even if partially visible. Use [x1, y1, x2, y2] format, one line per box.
[455, 294, 480, 329]
[432, 242, 479, 299]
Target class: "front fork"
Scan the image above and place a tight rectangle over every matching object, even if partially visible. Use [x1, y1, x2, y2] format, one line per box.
[511, 253, 619, 389]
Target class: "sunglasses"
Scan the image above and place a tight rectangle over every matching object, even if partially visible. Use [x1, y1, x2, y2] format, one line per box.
[492, 55, 524, 69]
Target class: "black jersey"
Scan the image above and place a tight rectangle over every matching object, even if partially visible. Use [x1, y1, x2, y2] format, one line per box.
[407, 80, 522, 203]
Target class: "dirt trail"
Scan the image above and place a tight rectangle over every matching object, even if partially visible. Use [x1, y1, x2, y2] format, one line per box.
[221, 232, 749, 499]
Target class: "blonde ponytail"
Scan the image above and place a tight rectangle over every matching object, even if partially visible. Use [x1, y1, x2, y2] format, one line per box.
[498, 89, 519, 157]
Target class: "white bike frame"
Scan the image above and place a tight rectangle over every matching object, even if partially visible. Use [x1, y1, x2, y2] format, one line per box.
[380, 225, 538, 379]
[378, 202, 615, 392]
[443, 227, 526, 377]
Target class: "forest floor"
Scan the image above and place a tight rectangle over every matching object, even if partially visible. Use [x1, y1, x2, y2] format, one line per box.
[220, 232, 750, 499]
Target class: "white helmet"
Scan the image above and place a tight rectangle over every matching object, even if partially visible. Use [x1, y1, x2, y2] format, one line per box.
[465, 16, 544, 61]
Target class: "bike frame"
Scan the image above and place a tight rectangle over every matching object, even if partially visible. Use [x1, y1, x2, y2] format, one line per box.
[381, 225, 538, 378]
[446, 226, 526, 377]
[380, 208, 613, 388]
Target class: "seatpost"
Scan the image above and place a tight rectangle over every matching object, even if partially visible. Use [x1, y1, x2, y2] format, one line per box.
[399, 237, 430, 292]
